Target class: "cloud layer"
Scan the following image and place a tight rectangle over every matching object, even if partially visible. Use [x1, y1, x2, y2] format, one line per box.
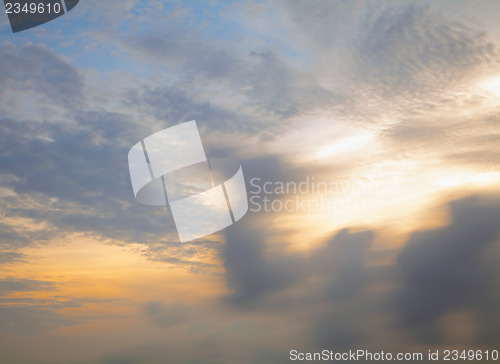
[1, 1, 500, 363]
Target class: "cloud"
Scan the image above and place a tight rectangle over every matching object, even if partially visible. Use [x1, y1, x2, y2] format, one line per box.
[222, 155, 305, 306]
[221, 194, 500, 348]
[355, 4, 497, 93]
[223, 215, 302, 306]
[0, 306, 75, 334]
[141, 239, 221, 273]
[0, 222, 31, 250]
[396, 195, 500, 339]
[0, 251, 25, 264]
[1, 2, 500, 361]
[0, 114, 176, 246]
[128, 29, 241, 81]
[124, 19, 336, 127]
[312, 228, 374, 301]
[142, 301, 187, 328]
[0, 277, 56, 295]
[307, 196, 500, 349]
[283, 1, 497, 86]
[308, 228, 378, 349]
[128, 85, 251, 133]
[0, 42, 84, 110]
[0, 278, 74, 335]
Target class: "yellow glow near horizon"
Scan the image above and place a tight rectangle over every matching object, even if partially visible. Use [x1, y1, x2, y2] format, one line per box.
[2, 235, 226, 306]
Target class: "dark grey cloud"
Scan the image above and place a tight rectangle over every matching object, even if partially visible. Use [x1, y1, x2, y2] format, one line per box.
[222, 193, 500, 349]
[222, 155, 305, 306]
[312, 228, 374, 302]
[222, 154, 378, 309]
[222, 156, 377, 311]
[306, 196, 500, 349]
[222, 218, 393, 353]
[396, 195, 500, 341]
[223, 217, 302, 306]
[310, 228, 378, 350]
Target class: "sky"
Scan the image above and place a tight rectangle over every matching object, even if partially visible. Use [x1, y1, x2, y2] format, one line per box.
[1, 1, 500, 363]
